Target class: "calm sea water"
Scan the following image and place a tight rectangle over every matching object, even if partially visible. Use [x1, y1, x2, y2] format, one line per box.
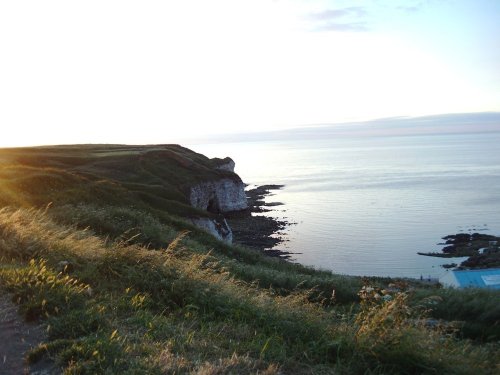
[189, 132, 500, 278]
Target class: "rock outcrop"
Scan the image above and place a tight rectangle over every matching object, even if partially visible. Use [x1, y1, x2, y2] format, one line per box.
[188, 158, 248, 244]
[189, 178, 247, 214]
[212, 157, 236, 173]
[190, 216, 233, 244]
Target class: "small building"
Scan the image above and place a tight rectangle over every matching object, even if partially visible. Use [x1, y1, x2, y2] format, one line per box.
[439, 268, 500, 290]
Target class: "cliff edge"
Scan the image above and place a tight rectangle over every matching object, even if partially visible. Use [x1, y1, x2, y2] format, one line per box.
[0, 144, 247, 244]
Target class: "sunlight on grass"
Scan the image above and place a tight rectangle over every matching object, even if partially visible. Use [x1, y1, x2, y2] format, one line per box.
[0, 145, 498, 373]
[0, 208, 497, 373]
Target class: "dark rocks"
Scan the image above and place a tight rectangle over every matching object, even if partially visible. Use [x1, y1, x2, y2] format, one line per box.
[245, 185, 285, 213]
[419, 231, 500, 269]
[460, 252, 500, 269]
[226, 184, 292, 259]
[190, 216, 233, 244]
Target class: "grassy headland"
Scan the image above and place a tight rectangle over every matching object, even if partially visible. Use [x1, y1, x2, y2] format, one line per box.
[0, 145, 498, 374]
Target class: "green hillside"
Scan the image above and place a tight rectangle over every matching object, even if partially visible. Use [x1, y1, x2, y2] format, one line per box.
[0, 145, 498, 374]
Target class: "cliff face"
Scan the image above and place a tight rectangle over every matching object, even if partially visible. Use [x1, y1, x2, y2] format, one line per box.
[211, 157, 236, 173]
[189, 178, 247, 214]
[0, 143, 247, 245]
[187, 160, 247, 243]
[190, 217, 233, 244]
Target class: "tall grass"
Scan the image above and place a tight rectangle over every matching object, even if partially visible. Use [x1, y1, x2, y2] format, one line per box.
[1, 207, 498, 374]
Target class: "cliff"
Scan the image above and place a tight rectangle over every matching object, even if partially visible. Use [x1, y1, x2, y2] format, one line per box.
[189, 178, 247, 214]
[0, 144, 247, 244]
[187, 175, 247, 243]
[190, 216, 233, 244]
[211, 156, 236, 172]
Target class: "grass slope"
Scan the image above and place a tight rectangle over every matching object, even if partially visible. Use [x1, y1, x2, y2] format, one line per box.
[0, 145, 499, 374]
[0, 144, 238, 216]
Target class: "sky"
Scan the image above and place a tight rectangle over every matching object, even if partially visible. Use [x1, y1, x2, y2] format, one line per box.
[1, 0, 499, 146]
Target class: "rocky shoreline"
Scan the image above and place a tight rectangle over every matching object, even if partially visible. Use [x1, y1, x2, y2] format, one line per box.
[225, 185, 295, 259]
[418, 232, 500, 269]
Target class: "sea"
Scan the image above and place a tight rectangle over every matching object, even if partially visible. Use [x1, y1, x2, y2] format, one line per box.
[189, 132, 500, 279]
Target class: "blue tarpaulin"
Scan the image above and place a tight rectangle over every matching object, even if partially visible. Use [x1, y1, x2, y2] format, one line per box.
[441, 268, 500, 289]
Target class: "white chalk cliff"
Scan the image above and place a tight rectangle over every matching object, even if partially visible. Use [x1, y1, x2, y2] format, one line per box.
[189, 178, 247, 214]
[187, 159, 247, 243]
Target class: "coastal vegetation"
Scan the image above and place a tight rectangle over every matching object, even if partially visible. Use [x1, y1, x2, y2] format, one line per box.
[0, 145, 499, 374]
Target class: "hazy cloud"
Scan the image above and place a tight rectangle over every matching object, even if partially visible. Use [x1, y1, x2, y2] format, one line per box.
[313, 22, 369, 32]
[190, 112, 500, 144]
[395, 0, 439, 13]
[395, 0, 428, 14]
[306, 7, 368, 21]
[304, 6, 370, 32]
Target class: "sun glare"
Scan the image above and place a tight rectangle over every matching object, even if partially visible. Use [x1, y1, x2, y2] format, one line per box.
[0, 1, 498, 146]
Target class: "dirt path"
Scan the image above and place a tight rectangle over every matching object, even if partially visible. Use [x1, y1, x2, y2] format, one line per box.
[0, 293, 57, 374]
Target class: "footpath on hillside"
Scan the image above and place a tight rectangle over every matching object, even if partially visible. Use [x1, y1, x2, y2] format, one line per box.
[0, 293, 56, 374]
